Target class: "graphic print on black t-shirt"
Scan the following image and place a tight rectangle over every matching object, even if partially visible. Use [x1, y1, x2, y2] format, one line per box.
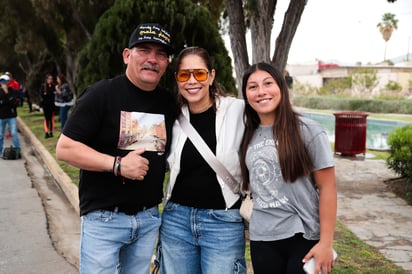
[117, 111, 166, 152]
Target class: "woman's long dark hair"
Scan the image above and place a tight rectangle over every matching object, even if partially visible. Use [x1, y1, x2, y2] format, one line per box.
[57, 73, 68, 84]
[240, 63, 312, 189]
[174, 47, 226, 112]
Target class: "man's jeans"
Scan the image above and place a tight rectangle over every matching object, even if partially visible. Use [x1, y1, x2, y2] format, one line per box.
[0, 117, 21, 154]
[159, 202, 246, 274]
[80, 206, 160, 274]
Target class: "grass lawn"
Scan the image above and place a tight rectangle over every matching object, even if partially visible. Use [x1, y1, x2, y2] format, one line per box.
[17, 104, 410, 273]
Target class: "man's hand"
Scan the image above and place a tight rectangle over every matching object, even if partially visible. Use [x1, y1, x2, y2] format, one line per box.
[1, 83, 8, 93]
[120, 148, 149, 181]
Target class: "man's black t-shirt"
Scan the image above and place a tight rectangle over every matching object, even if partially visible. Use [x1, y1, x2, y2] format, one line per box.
[63, 75, 177, 216]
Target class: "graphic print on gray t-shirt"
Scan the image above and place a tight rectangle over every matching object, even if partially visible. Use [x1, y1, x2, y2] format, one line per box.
[247, 125, 289, 209]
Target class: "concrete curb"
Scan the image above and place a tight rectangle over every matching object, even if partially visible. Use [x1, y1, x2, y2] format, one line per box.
[17, 117, 80, 215]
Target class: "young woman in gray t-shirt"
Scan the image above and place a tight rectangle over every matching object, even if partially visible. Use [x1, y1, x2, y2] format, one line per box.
[240, 63, 337, 274]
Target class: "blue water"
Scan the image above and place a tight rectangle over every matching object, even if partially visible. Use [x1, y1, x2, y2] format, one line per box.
[301, 112, 411, 150]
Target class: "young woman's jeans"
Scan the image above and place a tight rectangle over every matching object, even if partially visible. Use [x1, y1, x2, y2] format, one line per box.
[159, 202, 246, 274]
[59, 105, 70, 130]
[80, 206, 161, 274]
[0, 117, 21, 153]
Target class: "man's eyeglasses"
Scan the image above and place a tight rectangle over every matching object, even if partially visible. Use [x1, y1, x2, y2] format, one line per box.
[175, 69, 209, 82]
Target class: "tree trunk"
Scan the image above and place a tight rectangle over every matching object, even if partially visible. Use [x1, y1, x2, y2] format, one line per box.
[226, 0, 307, 94]
[250, 0, 275, 64]
[225, 0, 250, 97]
[272, 0, 307, 71]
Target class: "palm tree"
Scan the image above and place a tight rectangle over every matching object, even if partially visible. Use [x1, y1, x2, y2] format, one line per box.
[377, 13, 399, 61]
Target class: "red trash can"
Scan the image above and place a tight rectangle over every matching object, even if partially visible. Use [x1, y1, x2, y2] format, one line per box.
[333, 112, 368, 156]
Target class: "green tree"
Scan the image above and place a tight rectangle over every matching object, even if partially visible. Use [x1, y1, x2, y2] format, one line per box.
[31, 0, 115, 94]
[76, 0, 236, 95]
[377, 13, 398, 61]
[351, 68, 379, 96]
[0, 0, 61, 101]
[0, 0, 114, 101]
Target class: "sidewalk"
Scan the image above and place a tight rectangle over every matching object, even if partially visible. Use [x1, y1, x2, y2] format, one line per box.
[0, 133, 78, 273]
[334, 156, 412, 272]
[4, 117, 412, 273]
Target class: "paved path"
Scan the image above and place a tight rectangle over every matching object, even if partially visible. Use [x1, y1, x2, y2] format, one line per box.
[335, 156, 412, 272]
[0, 136, 78, 273]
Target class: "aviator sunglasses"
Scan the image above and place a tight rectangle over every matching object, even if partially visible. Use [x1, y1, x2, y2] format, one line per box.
[175, 69, 209, 82]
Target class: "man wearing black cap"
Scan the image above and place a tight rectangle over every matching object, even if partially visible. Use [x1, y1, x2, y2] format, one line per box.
[56, 23, 177, 274]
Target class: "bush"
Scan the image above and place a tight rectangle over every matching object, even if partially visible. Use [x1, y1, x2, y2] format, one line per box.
[292, 95, 412, 114]
[385, 80, 402, 92]
[386, 125, 412, 183]
[319, 78, 351, 95]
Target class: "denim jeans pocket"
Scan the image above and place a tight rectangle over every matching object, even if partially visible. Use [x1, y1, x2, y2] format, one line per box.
[163, 201, 178, 212]
[143, 205, 161, 219]
[210, 209, 243, 223]
[83, 210, 115, 222]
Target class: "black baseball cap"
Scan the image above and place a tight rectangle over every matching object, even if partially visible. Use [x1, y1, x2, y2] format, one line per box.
[128, 23, 174, 55]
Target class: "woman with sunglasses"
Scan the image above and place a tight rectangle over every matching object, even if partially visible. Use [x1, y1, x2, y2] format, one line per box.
[159, 47, 247, 274]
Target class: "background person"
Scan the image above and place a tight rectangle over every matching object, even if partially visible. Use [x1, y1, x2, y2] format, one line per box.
[159, 47, 246, 274]
[5, 72, 24, 108]
[54, 73, 74, 130]
[55, 23, 177, 274]
[284, 69, 293, 89]
[40, 74, 56, 138]
[240, 63, 337, 274]
[0, 74, 21, 157]
[4, 72, 21, 138]
[5, 72, 20, 92]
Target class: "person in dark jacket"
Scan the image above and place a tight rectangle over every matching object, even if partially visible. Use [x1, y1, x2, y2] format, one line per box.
[40, 74, 56, 138]
[0, 74, 21, 157]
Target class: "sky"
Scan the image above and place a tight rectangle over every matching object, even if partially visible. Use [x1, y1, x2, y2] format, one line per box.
[225, 0, 412, 65]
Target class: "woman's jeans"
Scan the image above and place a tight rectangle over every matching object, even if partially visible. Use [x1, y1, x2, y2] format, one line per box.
[0, 117, 21, 153]
[80, 206, 161, 274]
[59, 105, 70, 130]
[159, 202, 246, 274]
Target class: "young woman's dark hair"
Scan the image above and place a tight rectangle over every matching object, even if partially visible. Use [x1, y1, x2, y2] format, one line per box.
[174, 46, 226, 112]
[240, 62, 313, 189]
[57, 73, 68, 84]
[44, 73, 53, 84]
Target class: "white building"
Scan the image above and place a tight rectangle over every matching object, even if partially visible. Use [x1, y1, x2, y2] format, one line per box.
[287, 60, 412, 94]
